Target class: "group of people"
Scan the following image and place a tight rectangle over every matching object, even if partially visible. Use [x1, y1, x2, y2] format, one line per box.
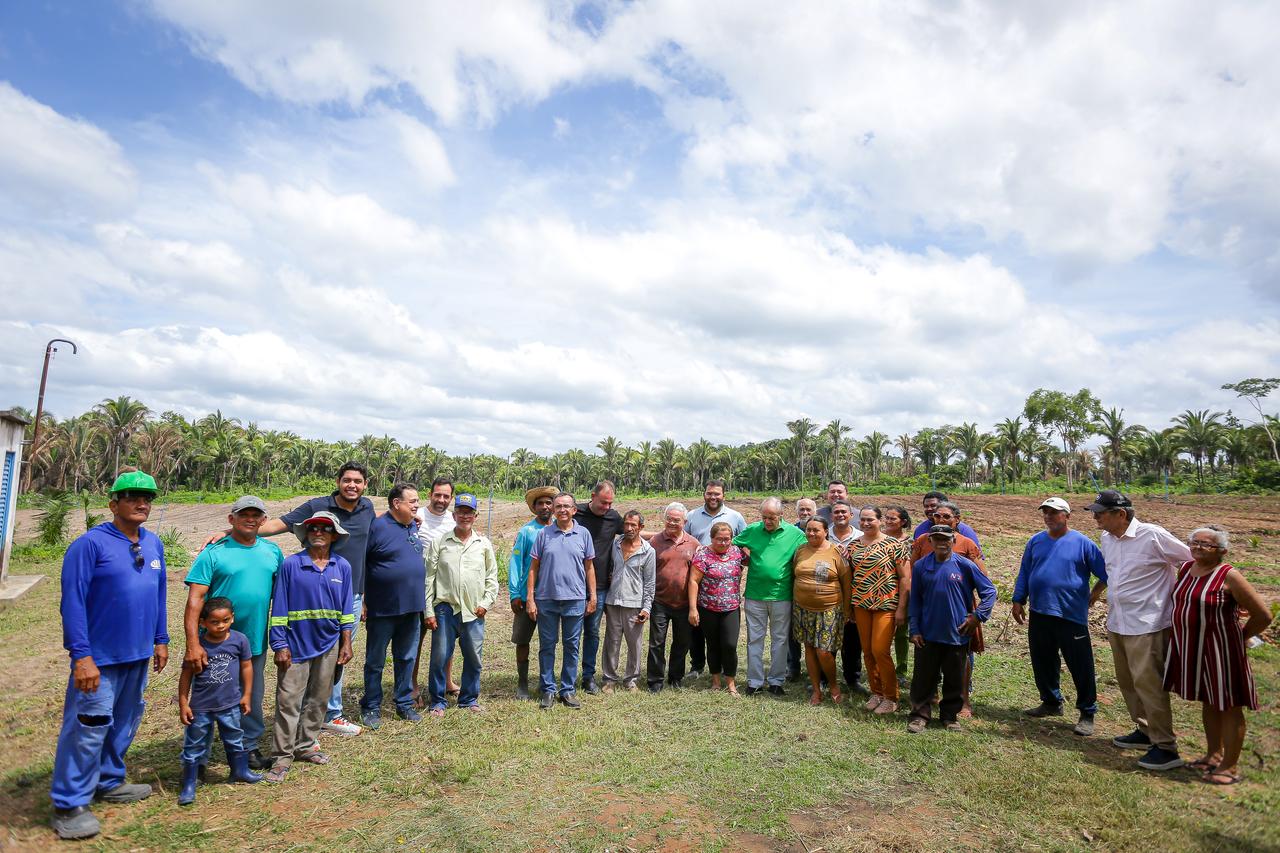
[47, 468, 1273, 840]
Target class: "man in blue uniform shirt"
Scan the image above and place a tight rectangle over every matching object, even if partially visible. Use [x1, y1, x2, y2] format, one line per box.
[50, 470, 170, 841]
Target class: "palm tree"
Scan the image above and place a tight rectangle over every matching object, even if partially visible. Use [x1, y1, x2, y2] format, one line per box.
[951, 422, 983, 485]
[631, 441, 654, 492]
[686, 439, 714, 488]
[1171, 409, 1225, 485]
[994, 417, 1027, 483]
[821, 419, 852, 480]
[655, 439, 680, 492]
[596, 435, 624, 482]
[895, 433, 915, 477]
[786, 418, 818, 488]
[1095, 407, 1143, 486]
[92, 396, 151, 477]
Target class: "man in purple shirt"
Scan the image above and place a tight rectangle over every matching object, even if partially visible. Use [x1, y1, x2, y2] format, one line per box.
[526, 492, 597, 710]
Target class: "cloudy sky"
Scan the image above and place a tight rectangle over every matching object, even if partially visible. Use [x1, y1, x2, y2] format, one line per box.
[3, 1, 1279, 456]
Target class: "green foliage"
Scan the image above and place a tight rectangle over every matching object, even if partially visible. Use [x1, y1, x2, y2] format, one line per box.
[30, 491, 77, 545]
[157, 527, 192, 567]
[1233, 460, 1280, 491]
[10, 542, 68, 563]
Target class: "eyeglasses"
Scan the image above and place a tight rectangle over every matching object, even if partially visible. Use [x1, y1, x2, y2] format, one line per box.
[129, 542, 144, 569]
[1188, 542, 1222, 550]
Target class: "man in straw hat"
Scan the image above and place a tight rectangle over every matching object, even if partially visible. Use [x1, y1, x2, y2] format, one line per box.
[509, 486, 556, 699]
[264, 511, 355, 783]
[50, 470, 169, 841]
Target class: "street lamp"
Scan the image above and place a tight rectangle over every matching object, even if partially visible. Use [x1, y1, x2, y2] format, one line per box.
[22, 338, 78, 492]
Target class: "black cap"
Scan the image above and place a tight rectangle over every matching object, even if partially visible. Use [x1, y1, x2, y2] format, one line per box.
[1085, 490, 1132, 512]
[928, 524, 956, 538]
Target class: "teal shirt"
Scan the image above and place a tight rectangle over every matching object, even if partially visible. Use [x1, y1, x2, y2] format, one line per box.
[185, 536, 284, 656]
[734, 522, 806, 601]
[508, 518, 548, 602]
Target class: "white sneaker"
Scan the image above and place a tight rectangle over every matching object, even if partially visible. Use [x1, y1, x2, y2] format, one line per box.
[322, 716, 362, 737]
[864, 694, 884, 711]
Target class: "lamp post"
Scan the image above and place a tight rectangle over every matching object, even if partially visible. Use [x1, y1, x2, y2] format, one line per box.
[22, 338, 78, 492]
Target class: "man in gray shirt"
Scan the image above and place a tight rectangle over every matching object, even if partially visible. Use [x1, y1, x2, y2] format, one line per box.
[602, 511, 655, 692]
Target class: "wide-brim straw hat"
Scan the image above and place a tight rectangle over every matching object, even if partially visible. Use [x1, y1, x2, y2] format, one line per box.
[525, 486, 558, 514]
[292, 510, 350, 546]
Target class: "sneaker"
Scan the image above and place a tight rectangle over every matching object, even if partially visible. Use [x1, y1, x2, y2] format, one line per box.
[768, 685, 786, 697]
[1073, 714, 1096, 737]
[907, 717, 927, 734]
[744, 685, 762, 696]
[864, 694, 885, 711]
[560, 692, 582, 709]
[1112, 729, 1152, 750]
[683, 670, 702, 687]
[1137, 746, 1184, 771]
[322, 717, 362, 737]
[51, 805, 100, 840]
[96, 783, 152, 803]
[396, 707, 422, 723]
[247, 749, 271, 771]
[1023, 702, 1064, 718]
[647, 684, 664, 694]
[874, 700, 899, 715]
[361, 711, 382, 730]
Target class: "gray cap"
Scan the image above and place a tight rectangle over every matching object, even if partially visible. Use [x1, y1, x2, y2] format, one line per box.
[928, 524, 956, 539]
[230, 495, 268, 514]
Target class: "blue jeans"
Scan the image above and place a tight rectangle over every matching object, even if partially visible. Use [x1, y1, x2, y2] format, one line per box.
[50, 659, 149, 809]
[536, 598, 586, 696]
[362, 612, 421, 715]
[182, 707, 245, 762]
[327, 592, 362, 721]
[199, 651, 266, 760]
[579, 589, 608, 685]
[429, 604, 484, 710]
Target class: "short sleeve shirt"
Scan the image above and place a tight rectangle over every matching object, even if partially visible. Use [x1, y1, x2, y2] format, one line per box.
[189, 630, 251, 712]
[279, 493, 377, 595]
[693, 544, 745, 612]
[185, 536, 283, 656]
[531, 521, 595, 601]
[792, 543, 850, 611]
[847, 536, 907, 611]
[734, 522, 807, 601]
[651, 530, 701, 609]
[684, 506, 747, 545]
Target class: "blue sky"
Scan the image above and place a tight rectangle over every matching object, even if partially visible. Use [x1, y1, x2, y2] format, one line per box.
[1, 1, 1278, 456]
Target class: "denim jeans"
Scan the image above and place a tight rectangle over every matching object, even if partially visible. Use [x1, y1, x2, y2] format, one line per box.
[182, 707, 245, 762]
[579, 589, 608, 685]
[536, 598, 586, 696]
[50, 659, 149, 810]
[429, 604, 484, 710]
[362, 612, 422, 715]
[1029, 611, 1097, 714]
[199, 651, 266, 760]
[327, 592, 362, 722]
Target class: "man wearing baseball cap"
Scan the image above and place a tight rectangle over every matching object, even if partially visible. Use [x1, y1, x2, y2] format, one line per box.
[1012, 498, 1108, 736]
[425, 494, 499, 715]
[1088, 490, 1191, 771]
[50, 470, 170, 840]
[183, 495, 284, 771]
[509, 486, 556, 699]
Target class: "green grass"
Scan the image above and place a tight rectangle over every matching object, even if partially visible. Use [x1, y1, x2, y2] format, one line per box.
[1, 554, 1278, 852]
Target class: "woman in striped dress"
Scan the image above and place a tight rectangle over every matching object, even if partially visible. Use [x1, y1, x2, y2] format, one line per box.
[1164, 526, 1273, 785]
[847, 506, 911, 714]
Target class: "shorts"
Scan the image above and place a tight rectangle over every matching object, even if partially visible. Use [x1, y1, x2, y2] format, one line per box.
[511, 606, 537, 645]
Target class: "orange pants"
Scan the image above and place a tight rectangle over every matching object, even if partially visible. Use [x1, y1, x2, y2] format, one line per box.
[855, 608, 898, 701]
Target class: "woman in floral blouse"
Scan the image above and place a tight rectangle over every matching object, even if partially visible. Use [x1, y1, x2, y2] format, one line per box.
[688, 522, 747, 696]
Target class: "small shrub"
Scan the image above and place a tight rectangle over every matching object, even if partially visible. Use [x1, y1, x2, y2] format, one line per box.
[158, 527, 192, 568]
[31, 491, 77, 546]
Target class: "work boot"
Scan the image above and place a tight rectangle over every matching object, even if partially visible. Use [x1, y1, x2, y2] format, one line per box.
[516, 660, 531, 700]
[1023, 702, 1064, 718]
[226, 749, 263, 784]
[97, 782, 152, 803]
[51, 806, 100, 840]
[177, 760, 199, 805]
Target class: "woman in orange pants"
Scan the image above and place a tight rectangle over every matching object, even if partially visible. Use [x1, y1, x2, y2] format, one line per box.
[846, 506, 911, 714]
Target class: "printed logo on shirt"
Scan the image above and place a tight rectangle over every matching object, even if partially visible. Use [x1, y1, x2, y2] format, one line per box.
[948, 573, 963, 582]
[150, 559, 162, 570]
[330, 577, 343, 583]
[815, 560, 832, 584]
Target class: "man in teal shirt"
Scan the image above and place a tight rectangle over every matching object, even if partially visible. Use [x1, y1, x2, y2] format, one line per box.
[509, 487, 555, 699]
[184, 496, 283, 770]
[733, 497, 806, 696]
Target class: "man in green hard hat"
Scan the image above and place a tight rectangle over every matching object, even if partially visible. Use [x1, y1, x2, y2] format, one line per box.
[50, 469, 170, 841]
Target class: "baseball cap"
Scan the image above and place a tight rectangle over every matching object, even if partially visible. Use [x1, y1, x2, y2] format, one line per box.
[1084, 490, 1132, 512]
[231, 495, 267, 514]
[1039, 497, 1071, 513]
[109, 470, 158, 496]
[928, 524, 956, 538]
[455, 494, 479, 511]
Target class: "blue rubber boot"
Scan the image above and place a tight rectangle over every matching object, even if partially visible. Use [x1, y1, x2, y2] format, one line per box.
[177, 761, 199, 806]
[226, 749, 263, 784]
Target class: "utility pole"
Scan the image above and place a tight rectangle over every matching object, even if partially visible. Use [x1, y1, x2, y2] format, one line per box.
[22, 338, 77, 492]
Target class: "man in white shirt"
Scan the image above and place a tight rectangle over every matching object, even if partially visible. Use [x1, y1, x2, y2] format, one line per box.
[1088, 490, 1191, 772]
[412, 477, 455, 707]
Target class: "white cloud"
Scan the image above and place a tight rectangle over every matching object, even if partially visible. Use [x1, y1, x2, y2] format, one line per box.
[0, 83, 137, 215]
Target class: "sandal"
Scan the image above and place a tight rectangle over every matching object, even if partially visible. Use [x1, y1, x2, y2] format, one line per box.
[264, 765, 289, 784]
[1201, 770, 1242, 785]
[298, 750, 331, 765]
[1187, 758, 1219, 773]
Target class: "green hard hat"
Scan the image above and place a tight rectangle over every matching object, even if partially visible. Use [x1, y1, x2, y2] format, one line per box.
[109, 470, 159, 496]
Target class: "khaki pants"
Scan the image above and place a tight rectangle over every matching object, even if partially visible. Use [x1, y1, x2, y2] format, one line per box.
[272, 642, 339, 767]
[602, 604, 644, 688]
[1107, 630, 1176, 750]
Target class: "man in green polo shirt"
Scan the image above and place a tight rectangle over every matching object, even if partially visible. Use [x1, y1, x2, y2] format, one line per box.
[184, 496, 284, 770]
[734, 497, 806, 696]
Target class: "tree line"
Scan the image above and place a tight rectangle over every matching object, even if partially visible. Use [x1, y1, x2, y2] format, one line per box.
[16, 380, 1280, 499]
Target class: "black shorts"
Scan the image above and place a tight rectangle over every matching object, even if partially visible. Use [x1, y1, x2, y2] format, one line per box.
[511, 606, 537, 645]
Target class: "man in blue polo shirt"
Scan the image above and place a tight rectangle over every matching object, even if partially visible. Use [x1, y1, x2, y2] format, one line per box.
[360, 483, 426, 728]
[906, 525, 996, 733]
[1012, 497, 1108, 736]
[526, 492, 597, 710]
[50, 470, 170, 841]
[184, 495, 284, 771]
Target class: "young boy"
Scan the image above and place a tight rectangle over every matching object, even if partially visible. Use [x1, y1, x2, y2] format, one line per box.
[177, 597, 262, 804]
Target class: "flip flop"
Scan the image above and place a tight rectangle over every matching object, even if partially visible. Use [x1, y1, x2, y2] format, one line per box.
[264, 766, 289, 784]
[298, 750, 331, 765]
[1187, 759, 1219, 773]
[1201, 770, 1241, 785]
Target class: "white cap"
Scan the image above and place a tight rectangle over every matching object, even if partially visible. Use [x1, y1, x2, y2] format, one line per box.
[1039, 497, 1070, 513]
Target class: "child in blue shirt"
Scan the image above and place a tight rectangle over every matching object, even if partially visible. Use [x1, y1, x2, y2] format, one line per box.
[177, 597, 262, 804]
